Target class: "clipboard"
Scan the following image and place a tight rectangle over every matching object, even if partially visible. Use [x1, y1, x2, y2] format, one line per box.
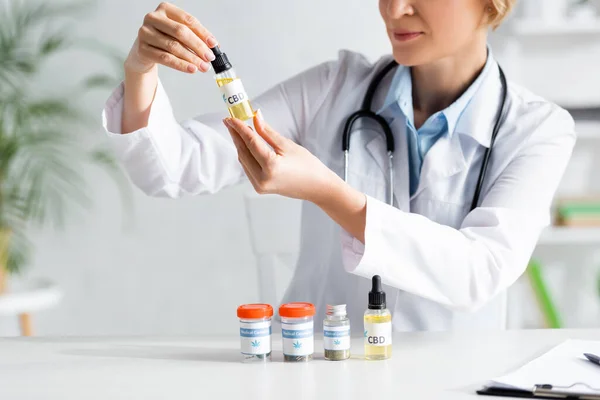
[477, 340, 600, 400]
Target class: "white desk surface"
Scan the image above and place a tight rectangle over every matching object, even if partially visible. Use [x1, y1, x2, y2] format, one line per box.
[1, 329, 598, 399]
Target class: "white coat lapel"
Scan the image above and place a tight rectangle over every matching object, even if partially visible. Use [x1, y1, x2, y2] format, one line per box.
[412, 131, 467, 199]
[412, 60, 503, 199]
[365, 116, 410, 212]
[456, 62, 502, 148]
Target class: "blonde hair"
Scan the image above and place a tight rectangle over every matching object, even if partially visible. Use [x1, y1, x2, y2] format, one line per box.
[488, 0, 516, 29]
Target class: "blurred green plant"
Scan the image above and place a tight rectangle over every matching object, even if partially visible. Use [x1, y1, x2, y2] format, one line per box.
[0, 0, 130, 276]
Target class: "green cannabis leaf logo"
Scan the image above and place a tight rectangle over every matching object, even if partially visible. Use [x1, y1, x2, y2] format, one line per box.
[334, 339, 342, 346]
[293, 341, 302, 349]
[251, 340, 260, 348]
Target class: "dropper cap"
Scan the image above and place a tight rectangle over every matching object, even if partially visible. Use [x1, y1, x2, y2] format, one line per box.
[210, 46, 232, 74]
[368, 275, 386, 310]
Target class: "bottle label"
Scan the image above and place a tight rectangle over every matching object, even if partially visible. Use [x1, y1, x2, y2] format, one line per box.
[323, 325, 351, 351]
[364, 321, 392, 347]
[219, 79, 248, 107]
[239, 320, 271, 355]
[281, 321, 314, 356]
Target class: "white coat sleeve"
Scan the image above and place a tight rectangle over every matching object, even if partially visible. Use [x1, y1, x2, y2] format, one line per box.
[341, 107, 576, 312]
[101, 60, 339, 198]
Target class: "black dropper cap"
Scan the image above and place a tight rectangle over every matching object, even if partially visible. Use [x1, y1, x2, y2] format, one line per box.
[368, 275, 386, 310]
[210, 46, 232, 74]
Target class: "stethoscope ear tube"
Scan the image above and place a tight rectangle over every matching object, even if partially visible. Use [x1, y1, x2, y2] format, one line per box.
[343, 109, 396, 205]
[469, 67, 508, 211]
[343, 110, 394, 152]
[341, 59, 401, 206]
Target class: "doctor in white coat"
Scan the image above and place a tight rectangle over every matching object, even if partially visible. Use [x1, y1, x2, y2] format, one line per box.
[102, 0, 575, 331]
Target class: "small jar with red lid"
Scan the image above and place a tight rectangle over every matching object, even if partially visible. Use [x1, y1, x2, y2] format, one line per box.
[279, 302, 316, 362]
[237, 304, 273, 362]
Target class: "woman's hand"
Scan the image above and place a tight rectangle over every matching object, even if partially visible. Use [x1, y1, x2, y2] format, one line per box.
[125, 2, 219, 75]
[223, 111, 339, 203]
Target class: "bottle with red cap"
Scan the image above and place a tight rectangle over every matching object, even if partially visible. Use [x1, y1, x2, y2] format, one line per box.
[237, 304, 273, 362]
[279, 302, 316, 362]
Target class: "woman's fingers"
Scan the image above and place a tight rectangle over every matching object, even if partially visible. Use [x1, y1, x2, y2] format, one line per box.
[226, 117, 275, 169]
[158, 2, 218, 48]
[138, 26, 208, 72]
[224, 120, 263, 180]
[133, 2, 219, 74]
[234, 144, 260, 185]
[144, 10, 214, 66]
[138, 41, 198, 73]
[253, 109, 288, 152]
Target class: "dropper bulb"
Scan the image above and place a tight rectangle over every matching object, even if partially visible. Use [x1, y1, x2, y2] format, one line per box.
[368, 275, 386, 310]
[210, 45, 232, 74]
[372, 275, 382, 292]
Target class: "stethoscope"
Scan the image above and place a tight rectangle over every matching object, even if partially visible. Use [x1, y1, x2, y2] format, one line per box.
[342, 60, 508, 211]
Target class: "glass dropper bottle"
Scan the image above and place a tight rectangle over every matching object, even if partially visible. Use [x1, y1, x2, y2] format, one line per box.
[364, 275, 393, 360]
[210, 46, 255, 121]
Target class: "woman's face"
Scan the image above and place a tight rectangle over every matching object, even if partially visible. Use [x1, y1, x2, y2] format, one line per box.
[379, 0, 490, 66]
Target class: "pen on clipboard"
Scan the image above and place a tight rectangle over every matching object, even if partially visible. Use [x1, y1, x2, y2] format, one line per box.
[584, 353, 600, 367]
[533, 383, 600, 399]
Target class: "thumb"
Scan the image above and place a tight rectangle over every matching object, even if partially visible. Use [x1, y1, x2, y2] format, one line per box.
[253, 109, 286, 152]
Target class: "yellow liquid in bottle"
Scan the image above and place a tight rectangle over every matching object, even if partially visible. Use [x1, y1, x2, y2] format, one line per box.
[364, 313, 393, 360]
[216, 78, 255, 121]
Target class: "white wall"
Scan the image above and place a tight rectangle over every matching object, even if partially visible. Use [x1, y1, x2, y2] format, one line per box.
[2, 0, 599, 336]
[495, 0, 600, 329]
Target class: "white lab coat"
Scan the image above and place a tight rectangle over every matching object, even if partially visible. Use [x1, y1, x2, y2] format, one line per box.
[102, 50, 576, 332]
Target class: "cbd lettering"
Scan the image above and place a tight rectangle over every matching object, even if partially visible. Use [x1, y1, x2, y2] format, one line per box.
[367, 335, 386, 344]
[223, 91, 245, 105]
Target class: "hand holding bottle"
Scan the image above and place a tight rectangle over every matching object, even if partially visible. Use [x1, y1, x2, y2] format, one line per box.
[121, 2, 218, 133]
[125, 2, 219, 75]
